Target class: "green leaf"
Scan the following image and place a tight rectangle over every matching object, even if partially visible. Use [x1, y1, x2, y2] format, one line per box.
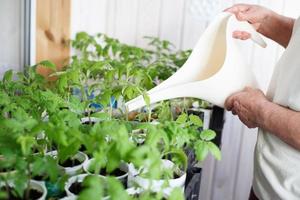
[99, 90, 111, 106]
[38, 60, 56, 71]
[107, 177, 130, 200]
[3, 69, 13, 83]
[166, 149, 188, 171]
[90, 112, 110, 120]
[207, 141, 222, 160]
[39, 60, 56, 70]
[169, 187, 185, 200]
[49, 71, 67, 77]
[176, 113, 187, 124]
[189, 114, 203, 127]
[123, 86, 134, 100]
[142, 91, 150, 107]
[106, 143, 121, 173]
[0, 192, 7, 199]
[195, 141, 209, 161]
[79, 175, 104, 200]
[17, 135, 36, 156]
[200, 129, 216, 141]
[0, 92, 10, 105]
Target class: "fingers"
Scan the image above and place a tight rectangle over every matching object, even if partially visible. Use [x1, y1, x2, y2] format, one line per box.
[225, 4, 257, 41]
[224, 4, 251, 14]
[235, 11, 251, 21]
[225, 91, 244, 111]
[225, 95, 235, 111]
[225, 4, 254, 23]
[232, 31, 252, 40]
[232, 102, 257, 128]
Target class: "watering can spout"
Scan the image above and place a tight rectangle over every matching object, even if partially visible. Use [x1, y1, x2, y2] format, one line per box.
[126, 82, 225, 112]
[125, 12, 266, 112]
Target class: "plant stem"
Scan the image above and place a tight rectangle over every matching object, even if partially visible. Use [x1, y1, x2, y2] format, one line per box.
[88, 109, 91, 125]
[183, 97, 187, 113]
[125, 107, 129, 121]
[67, 86, 70, 102]
[4, 180, 10, 199]
[25, 162, 31, 200]
[109, 103, 113, 120]
[148, 107, 152, 123]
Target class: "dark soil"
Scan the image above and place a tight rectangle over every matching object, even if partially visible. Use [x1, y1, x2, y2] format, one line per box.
[59, 158, 81, 167]
[88, 168, 127, 188]
[82, 121, 96, 125]
[0, 187, 43, 200]
[26, 189, 42, 200]
[32, 175, 44, 181]
[69, 182, 84, 195]
[99, 168, 126, 177]
[32, 175, 50, 182]
[59, 107, 69, 111]
[79, 145, 87, 152]
[69, 182, 109, 196]
[173, 172, 181, 179]
[0, 168, 8, 173]
[100, 168, 128, 188]
[131, 192, 167, 200]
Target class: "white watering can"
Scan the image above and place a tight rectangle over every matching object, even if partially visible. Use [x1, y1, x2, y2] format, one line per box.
[125, 12, 267, 112]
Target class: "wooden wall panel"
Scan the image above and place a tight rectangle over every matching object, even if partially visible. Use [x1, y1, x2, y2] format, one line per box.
[36, 0, 71, 76]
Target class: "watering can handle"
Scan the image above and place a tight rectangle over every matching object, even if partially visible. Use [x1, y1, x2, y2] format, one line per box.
[231, 15, 267, 48]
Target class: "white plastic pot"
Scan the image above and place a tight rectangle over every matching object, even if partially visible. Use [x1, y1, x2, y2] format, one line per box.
[64, 174, 109, 200]
[130, 129, 147, 145]
[59, 196, 76, 200]
[0, 180, 47, 200]
[64, 174, 88, 197]
[31, 180, 48, 200]
[83, 159, 128, 184]
[126, 187, 170, 199]
[128, 159, 186, 196]
[80, 117, 101, 124]
[47, 151, 88, 176]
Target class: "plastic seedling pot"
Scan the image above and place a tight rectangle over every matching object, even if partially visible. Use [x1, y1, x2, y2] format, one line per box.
[0, 180, 47, 200]
[46, 151, 88, 176]
[64, 174, 109, 200]
[128, 159, 186, 196]
[83, 158, 128, 187]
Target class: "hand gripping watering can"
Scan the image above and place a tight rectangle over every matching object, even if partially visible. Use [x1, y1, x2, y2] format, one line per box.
[125, 12, 267, 112]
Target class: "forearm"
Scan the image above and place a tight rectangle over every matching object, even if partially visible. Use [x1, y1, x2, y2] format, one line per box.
[262, 12, 295, 47]
[258, 101, 300, 150]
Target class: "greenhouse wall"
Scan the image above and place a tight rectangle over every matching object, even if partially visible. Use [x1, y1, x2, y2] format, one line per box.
[0, 0, 23, 76]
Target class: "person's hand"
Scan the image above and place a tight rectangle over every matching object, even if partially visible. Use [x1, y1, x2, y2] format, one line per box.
[225, 4, 295, 47]
[225, 87, 269, 128]
[224, 4, 274, 40]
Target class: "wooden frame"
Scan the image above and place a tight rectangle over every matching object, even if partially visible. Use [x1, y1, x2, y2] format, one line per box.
[36, 0, 71, 76]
